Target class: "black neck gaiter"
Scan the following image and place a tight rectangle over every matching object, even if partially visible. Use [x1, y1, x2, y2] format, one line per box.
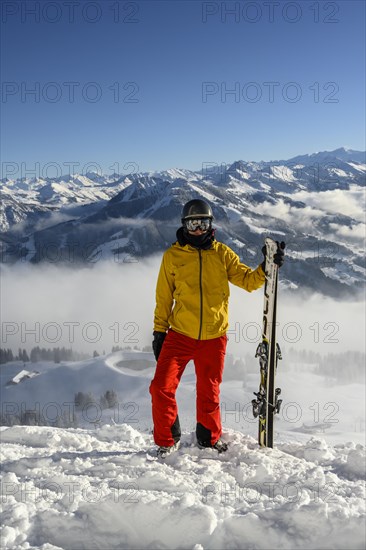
[176, 226, 215, 250]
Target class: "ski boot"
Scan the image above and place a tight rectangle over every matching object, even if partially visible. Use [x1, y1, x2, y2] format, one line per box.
[197, 438, 228, 453]
[156, 440, 180, 459]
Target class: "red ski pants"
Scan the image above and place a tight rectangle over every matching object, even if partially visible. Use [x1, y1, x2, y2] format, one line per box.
[149, 329, 227, 447]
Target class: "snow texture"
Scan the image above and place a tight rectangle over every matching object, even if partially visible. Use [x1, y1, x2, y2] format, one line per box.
[0, 354, 365, 549]
[1, 425, 365, 550]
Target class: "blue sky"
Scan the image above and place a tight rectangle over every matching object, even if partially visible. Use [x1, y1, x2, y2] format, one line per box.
[1, 0, 365, 177]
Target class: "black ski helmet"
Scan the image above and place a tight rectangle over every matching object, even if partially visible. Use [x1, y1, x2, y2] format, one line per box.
[181, 199, 213, 222]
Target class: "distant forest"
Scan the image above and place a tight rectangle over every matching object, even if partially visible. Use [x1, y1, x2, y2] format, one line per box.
[0, 345, 150, 365]
[239, 348, 365, 384]
[0, 347, 91, 364]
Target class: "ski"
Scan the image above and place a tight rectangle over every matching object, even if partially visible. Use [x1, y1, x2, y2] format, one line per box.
[252, 238, 283, 448]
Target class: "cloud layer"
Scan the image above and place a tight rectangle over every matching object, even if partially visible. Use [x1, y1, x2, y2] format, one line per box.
[1, 258, 364, 356]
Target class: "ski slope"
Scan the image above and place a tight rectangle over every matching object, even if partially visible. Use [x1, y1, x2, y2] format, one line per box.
[1, 425, 365, 550]
[0, 353, 365, 549]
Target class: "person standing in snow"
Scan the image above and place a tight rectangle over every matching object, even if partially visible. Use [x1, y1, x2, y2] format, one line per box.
[149, 199, 285, 457]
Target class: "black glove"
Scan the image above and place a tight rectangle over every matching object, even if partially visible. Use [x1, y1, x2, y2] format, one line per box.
[274, 241, 285, 267]
[152, 331, 166, 361]
[262, 241, 286, 269]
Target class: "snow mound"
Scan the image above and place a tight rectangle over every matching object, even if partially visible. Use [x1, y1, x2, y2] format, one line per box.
[0, 425, 365, 549]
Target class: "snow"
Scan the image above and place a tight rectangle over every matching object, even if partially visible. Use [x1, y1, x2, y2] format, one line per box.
[0, 424, 365, 550]
[321, 265, 359, 286]
[329, 168, 350, 178]
[6, 369, 40, 385]
[270, 165, 297, 182]
[187, 184, 217, 204]
[0, 354, 365, 549]
[2, 174, 133, 220]
[88, 237, 134, 263]
[152, 168, 197, 182]
[348, 162, 366, 172]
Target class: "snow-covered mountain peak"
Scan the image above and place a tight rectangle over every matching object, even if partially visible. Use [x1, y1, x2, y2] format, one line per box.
[1, 148, 365, 297]
[152, 167, 197, 181]
[287, 147, 366, 166]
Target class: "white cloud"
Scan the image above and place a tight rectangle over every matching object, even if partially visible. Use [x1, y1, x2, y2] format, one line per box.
[253, 199, 324, 232]
[1, 259, 364, 356]
[328, 222, 366, 242]
[1, 259, 160, 354]
[293, 186, 366, 223]
[228, 285, 365, 356]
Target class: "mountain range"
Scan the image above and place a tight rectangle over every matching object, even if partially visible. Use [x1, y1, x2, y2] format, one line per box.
[1, 147, 365, 298]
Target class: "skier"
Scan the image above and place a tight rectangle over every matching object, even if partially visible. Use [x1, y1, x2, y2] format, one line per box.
[149, 199, 285, 457]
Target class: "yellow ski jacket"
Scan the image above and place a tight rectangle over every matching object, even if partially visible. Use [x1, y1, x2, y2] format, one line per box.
[154, 240, 265, 340]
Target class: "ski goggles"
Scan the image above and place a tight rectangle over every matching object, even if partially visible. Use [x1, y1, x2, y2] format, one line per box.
[184, 218, 212, 232]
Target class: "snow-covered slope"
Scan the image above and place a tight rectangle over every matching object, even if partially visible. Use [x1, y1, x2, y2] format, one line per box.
[1, 352, 364, 444]
[0, 187, 57, 233]
[1, 424, 365, 550]
[0, 173, 132, 233]
[0, 353, 365, 549]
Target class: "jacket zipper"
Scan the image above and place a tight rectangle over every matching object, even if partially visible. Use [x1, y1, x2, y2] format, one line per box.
[198, 249, 203, 340]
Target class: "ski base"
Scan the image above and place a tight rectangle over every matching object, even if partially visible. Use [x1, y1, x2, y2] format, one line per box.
[252, 238, 284, 448]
